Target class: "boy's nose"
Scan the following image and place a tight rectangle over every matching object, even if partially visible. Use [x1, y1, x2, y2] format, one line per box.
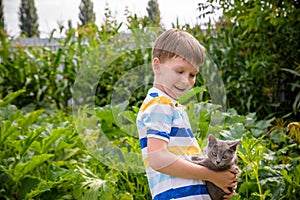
[181, 74, 189, 83]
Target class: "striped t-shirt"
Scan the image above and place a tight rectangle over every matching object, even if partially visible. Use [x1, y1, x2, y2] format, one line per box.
[136, 87, 211, 200]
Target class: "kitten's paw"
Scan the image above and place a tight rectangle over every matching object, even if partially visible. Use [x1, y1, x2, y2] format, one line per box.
[191, 156, 206, 165]
[191, 156, 204, 161]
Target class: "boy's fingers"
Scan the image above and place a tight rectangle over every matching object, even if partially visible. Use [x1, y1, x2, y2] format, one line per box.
[232, 185, 237, 191]
[230, 167, 239, 174]
[234, 174, 238, 182]
[229, 172, 238, 182]
[223, 191, 235, 199]
[223, 187, 231, 194]
[231, 182, 237, 188]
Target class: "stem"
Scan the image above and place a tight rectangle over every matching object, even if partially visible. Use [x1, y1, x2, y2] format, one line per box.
[245, 173, 249, 197]
[254, 165, 263, 200]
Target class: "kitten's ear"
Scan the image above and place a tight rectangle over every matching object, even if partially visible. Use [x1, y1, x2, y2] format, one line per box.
[208, 134, 218, 145]
[229, 139, 241, 151]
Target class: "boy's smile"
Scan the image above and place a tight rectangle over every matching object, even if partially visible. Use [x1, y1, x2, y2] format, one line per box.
[153, 57, 199, 99]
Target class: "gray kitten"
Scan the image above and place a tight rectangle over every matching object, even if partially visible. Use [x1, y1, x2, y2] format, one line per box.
[192, 134, 241, 200]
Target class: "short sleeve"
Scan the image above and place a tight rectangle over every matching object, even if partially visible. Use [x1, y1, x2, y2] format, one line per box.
[140, 98, 175, 142]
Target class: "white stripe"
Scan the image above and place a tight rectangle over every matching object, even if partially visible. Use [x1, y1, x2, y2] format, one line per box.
[168, 137, 199, 147]
[141, 148, 147, 155]
[151, 176, 173, 196]
[142, 106, 174, 116]
[176, 195, 211, 200]
[151, 177, 209, 199]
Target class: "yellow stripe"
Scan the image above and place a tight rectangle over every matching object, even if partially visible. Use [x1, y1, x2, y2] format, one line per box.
[168, 146, 201, 156]
[140, 96, 174, 112]
[144, 158, 150, 168]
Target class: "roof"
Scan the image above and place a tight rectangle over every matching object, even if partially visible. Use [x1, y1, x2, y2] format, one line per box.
[11, 37, 62, 50]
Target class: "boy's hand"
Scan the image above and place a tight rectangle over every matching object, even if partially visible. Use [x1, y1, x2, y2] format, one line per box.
[223, 183, 237, 199]
[209, 166, 239, 195]
[223, 166, 239, 199]
[223, 191, 236, 199]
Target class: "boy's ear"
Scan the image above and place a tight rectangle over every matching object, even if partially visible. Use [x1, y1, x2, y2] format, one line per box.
[152, 57, 160, 74]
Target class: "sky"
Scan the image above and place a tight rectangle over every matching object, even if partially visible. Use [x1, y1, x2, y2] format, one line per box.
[3, 0, 213, 38]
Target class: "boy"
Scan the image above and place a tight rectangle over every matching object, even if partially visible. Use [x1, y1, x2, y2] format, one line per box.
[136, 29, 238, 200]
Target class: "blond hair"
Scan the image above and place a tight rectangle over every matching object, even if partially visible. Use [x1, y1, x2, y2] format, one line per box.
[152, 28, 206, 68]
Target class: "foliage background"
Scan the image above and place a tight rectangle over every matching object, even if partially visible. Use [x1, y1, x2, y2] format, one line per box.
[0, 0, 299, 199]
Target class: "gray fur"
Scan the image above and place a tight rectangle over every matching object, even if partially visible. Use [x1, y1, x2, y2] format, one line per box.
[192, 134, 241, 200]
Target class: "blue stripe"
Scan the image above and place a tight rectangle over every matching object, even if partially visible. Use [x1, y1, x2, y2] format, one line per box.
[136, 120, 145, 127]
[173, 110, 182, 120]
[140, 137, 147, 149]
[148, 174, 173, 190]
[150, 92, 159, 97]
[154, 185, 209, 200]
[170, 127, 194, 138]
[147, 129, 170, 140]
[144, 112, 172, 124]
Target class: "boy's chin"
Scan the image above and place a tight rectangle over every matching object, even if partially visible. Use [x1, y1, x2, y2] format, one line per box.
[167, 90, 184, 99]
[154, 84, 185, 99]
[172, 88, 188, 99]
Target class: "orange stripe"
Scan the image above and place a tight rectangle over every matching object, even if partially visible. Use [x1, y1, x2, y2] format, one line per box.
[144, 158, 150, 168]
[140, 96, 174, 112]
[168, 146, 201, 156]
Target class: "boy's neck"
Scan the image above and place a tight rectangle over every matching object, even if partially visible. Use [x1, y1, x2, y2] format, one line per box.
[152, 85, 179, 102]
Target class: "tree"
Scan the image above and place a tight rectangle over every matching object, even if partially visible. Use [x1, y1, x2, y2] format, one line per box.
[198, 0, 300, 120]
[79, 0, 96, 26]
[19, 0, 39, 37]
[146, 0, 161, 26]
[0, 0, 5, 31]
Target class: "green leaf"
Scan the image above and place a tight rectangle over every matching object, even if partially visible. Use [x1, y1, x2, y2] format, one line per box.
[20, 126, 46, 158]
[41, 128, 67, 153]
[0, 90, 26, 107]
[19, 177, 40, 199]
[281, 68, 300, 77]
[0, 120, 18, 146]
[16, 110, 44, 130]
[14, 154, 54, 181]
[120, 192, 134, 200]
[179, 86, 207, 104]
[78, 166, 109, 199]
[238, 181, 258, 196]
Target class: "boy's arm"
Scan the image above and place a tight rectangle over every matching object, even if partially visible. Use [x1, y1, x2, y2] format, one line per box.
[148, 137, 238, 194]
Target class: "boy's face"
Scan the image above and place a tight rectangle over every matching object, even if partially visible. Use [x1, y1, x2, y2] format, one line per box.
[153, 57, 198, 99]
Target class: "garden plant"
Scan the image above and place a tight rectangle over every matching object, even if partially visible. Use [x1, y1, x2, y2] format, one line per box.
[1, 1, 300, 199]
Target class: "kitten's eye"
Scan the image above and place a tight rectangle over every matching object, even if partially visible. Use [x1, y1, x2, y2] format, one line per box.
[223, 155, 228, 159]
[211, 152, 217, 157]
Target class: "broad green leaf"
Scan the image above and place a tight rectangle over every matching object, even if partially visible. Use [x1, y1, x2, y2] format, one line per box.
[14, 154, 54, 181]
[179, 86, 207, 104]
[0, 90, 26, 107]
[16, 110, 44, 130]
[20, 126, 46, 158]
[120, 192, 134, 200]
[41, 128, 67, 153]
[0, 121, 18, 146]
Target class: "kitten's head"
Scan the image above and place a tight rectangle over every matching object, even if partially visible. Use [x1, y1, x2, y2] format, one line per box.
[206, 134, 241, 168]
